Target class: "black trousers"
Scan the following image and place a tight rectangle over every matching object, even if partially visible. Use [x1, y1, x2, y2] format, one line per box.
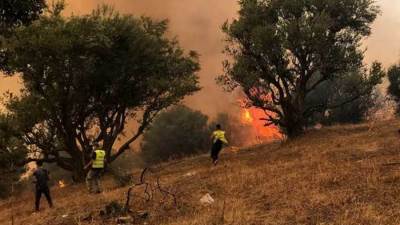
[211, 139, 223, 161]
[35, 187, 53, 211]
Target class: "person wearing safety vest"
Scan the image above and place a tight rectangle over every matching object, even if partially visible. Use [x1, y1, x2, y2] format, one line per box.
[210, 124, 228, 165]
[85, 144, 106, 194]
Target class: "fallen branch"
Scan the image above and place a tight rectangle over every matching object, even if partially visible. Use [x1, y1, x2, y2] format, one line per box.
[123, 167, 178, 213]
[156, 177, 177, 205]
[124, 168, 149, 212]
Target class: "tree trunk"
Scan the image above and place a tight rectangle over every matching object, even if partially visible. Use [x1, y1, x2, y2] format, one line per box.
[285, 119, 305, 138]
[70, 153, 87, 182]
[72, 163, 87, 182]
[282, 93, 306, 139]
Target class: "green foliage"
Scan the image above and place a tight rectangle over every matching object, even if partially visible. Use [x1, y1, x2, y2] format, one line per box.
[306, 63, 384, 124]
[388, 64, 400, 113]
[0, 0, 46, 197]
[219, 0, 381, 138]
[2, 6, 200, 179]
[0, 113, 26, 198]
[0, 0, 47, 72]
[141, 105, 209, 164]
[0, 114, 26, 169]
[0, 0, 46, 33]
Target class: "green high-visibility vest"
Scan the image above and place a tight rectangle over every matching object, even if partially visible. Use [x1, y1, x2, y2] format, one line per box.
[92, 150, 106, 169]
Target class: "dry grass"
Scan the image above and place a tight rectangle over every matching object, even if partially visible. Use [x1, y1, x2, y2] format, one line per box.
[2, 119, 400, 225]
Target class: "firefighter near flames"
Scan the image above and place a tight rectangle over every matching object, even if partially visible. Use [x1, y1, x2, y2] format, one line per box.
[85, 144, 106, 194]
[210, 124, 229, 165]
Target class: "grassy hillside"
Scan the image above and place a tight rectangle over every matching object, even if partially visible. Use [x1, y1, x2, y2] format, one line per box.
[1, 119, 400, 225]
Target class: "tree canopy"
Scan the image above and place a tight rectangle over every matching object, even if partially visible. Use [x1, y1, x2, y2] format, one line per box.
[0, 0, 46, 169]
[0, 0, 46, 33]
[219, 0, 382, 138]
[0, 0, 47, 73]
[2, 6, 200, 179]
[306, 63, 384, 125]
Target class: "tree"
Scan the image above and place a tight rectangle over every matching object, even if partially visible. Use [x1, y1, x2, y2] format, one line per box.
[218, 0, 382, 138]
[387, 64, 400, 113]
[0, 0, 46, 198]
[306, 64, 384, 124]
[0, 0, 46, 71]
[0, 0, 46, 33]
[2, 6, 200, 180]
[141, 105, 209, 164]
[0, 113, 28, 198]
[0, 114, 25, 170]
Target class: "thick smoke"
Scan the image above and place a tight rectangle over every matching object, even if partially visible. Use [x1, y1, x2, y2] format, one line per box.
[60, 0, 400, 118]
[64, 0, 240, 117]
[2, 1, 400, 113]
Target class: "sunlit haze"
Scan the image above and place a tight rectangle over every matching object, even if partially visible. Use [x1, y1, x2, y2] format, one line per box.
[1, 0, 399, 116]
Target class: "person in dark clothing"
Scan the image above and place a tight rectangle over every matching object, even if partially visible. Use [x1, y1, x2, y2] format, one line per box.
[211, 139, 223, 164]
[210, 124, 228, 165]
[33, 161, 53, 211]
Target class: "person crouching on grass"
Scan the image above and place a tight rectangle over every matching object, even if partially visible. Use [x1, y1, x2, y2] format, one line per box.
[210, 124, 229, 165]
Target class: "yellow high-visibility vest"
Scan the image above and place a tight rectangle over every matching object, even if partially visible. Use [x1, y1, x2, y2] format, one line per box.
[92, 150, 106, 169]
[213, 130, 228, 144]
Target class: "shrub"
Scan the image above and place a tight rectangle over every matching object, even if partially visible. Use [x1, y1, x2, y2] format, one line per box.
[141, 105, 209, 164]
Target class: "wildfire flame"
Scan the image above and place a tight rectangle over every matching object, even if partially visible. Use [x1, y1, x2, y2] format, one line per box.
[240, 107, 282, 142]
[58, 180, 66, 188]
[242, 109, 254, 124]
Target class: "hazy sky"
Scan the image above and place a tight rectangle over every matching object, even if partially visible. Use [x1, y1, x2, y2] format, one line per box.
[62, 0, 240, 116]
[1, 0, 400, 116]
[364, 1, 400, 66]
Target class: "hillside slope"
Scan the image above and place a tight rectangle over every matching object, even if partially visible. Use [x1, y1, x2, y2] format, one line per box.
[1, 119, 400, 225]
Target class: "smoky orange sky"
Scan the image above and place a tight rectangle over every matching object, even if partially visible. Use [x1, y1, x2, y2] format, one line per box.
[1, 0, 400, 117]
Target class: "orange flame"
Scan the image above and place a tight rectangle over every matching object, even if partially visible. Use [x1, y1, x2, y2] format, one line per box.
[58, 180, 66, 188]
[242, 109, 254, 124]
[240, 107, 282, 142]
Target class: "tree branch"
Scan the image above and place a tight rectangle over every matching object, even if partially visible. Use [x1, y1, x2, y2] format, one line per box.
[303, 92, 364, 118]
[110, 108, 156, 162]
[306, 75, 329, 94]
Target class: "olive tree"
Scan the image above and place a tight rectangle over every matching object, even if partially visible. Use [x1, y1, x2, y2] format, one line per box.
[219, 0, 382, 138]
[306, 64, 384, 124]
[3, 6, 200, 179]
[0, 0, 46, 197]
